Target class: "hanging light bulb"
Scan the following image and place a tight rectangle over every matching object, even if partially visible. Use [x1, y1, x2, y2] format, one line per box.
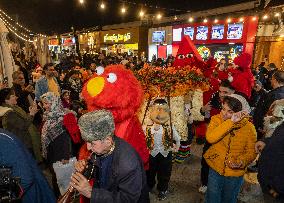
[203, 18, 208, 23]
[121, 7, 126, 14]
[139, 10, 145, 17]
[252, 16, 257, 21]
[239, 17, 244, 22]
[214, 19, 218, 23]
[157, 13, 162, 20]
[79, 0, 84, 4]
[227, 18, 232, 23]
[275, 12, 280, 17]
[100, 2, 105, 9]
[262, 14, 268, 20]
[188, 17, 194, 22]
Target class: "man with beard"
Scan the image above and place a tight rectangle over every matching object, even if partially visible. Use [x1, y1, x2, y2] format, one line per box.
[35, 63, 61, 101]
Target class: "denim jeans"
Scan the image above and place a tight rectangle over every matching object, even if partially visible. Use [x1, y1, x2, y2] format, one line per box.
[205, 168, 244, 203]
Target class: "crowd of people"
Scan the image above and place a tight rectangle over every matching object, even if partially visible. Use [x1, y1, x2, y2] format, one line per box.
[0, 45, 284, 203]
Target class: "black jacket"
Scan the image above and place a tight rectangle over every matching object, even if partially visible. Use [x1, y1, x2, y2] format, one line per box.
[253, 86, 284, 138]
[258, 122, 284, 197]
[12, 83, 32, 113]
[91, 137, 149, 203]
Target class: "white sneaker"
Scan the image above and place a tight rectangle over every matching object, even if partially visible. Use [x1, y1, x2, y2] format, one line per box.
[198, 185, 207, 194]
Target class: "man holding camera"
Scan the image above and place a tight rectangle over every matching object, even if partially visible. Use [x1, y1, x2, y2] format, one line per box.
[0, 128, 56, 202]
[70, 109, 149, 203]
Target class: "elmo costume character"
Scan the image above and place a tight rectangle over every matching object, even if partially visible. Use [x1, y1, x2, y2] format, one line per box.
[229, 53, 254, 99]
[81, 65, 149, 167]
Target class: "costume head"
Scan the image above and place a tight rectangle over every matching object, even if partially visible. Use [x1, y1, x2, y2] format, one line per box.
[173, 36, 203, 68]
[82, 65, 143, 122]
[233, 53, 252, 70]
[78, 109, 115, 142]
[150, 98, 170, 125]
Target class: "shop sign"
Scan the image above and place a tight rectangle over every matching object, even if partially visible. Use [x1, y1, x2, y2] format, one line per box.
[103, 33, 131, 43]
[49, 38, 59, 46]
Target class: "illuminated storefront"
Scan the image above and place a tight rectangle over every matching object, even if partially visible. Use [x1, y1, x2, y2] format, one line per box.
[172, 16, 258, 63]
[99, 27, 145, 55]
[79, 32, 100, 54]
[148, 26, 173, 60]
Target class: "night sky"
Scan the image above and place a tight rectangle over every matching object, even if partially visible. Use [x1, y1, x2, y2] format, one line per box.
[0, 0, 253, 35]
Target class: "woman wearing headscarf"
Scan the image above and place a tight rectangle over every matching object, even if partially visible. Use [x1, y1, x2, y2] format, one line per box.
[40, 92, 81, 196]
[204, 94, 257, 203]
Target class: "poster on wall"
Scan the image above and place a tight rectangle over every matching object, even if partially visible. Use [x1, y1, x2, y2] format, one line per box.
[197, 45, 211, 60]
[152, 31, 166, 43]
[196, 44, 243, 62]
[227, 23, 243, 39]
[211, 25, 224, 39]
[173, 28, 182, 41]
[184, 27, 194, 40]
[196, 26, 208, 40]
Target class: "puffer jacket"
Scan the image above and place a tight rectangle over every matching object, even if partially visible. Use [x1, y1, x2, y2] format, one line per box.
[204, 114, 257, 177]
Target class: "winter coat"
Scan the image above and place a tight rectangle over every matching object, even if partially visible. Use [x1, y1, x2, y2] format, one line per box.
[204, 114, 257, 177]
[258, 122, 284, 196]
[91, 137, 149, 203]
[253, 86, 284, 138]
[0, 105, 42, 162]
[0, 129, 56, 203]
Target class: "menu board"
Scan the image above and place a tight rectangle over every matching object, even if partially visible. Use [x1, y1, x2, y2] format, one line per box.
[196, 26, 208, 40]
[173, 28, 183, 41]
[184, 27, 194, 40]
[211, 25, 224, 39]
[227, 23, 243, 39]
[152, 31, 165, 43]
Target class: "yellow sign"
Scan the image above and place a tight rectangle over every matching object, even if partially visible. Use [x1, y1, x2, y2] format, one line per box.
[103, 33, 131, 43]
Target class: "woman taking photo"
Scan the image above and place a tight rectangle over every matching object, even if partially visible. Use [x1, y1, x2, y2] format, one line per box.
[204, 94, 257, 203]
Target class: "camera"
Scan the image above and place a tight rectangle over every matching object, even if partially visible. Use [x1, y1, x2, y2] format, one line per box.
[0, 166, 21, 203]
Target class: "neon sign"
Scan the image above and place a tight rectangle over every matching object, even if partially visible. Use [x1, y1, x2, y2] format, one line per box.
[103, 33, 131, 43]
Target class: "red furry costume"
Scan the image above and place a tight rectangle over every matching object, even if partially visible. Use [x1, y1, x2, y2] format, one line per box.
[173, 36, 205, 69]
[230, 53, 254, 99]
[80, 65, 149, 167]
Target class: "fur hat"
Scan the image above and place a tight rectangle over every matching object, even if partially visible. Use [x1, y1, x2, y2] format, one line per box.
[233, 53, 252, 69]
[78, 109, 115, 142]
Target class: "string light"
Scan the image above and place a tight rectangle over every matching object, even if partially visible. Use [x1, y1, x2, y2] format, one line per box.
[0, 8, 46, 38]
[262, 14, 268, 20]
[188, 17, 194, 22]
[252, 16, 257, 21]
[156, 13, 162, 20]
[0, 18, 33, 42]
[79, 0, 85, 4]
[121, 7, 126, 14]
[139, 10, 145, 17]
[100, 2, 105, 9]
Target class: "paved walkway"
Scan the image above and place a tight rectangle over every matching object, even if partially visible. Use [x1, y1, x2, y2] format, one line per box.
[150, 143, 265, 203]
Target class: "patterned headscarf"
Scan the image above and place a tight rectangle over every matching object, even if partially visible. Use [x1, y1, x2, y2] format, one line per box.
[40, 92, 68, 158]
